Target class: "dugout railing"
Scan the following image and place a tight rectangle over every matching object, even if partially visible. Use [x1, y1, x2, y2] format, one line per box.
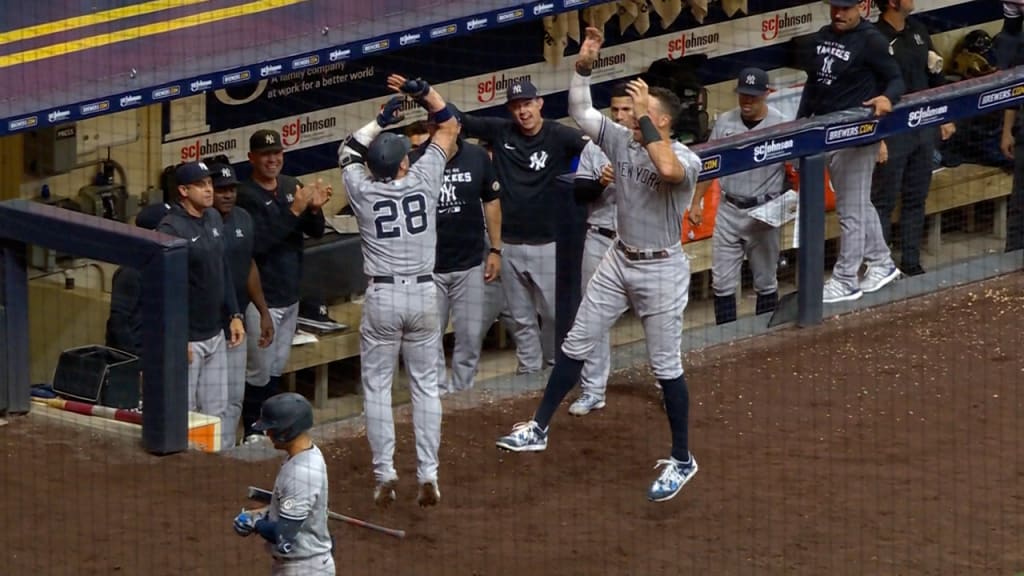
[2, 67, 1023, 455]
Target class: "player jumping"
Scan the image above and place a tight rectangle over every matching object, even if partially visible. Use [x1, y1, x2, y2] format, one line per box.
[496, 27, 701, 503]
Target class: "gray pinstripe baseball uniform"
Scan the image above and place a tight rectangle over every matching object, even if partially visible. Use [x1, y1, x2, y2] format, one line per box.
[342, 142, 447, 486]
[267, 444, 334, 574]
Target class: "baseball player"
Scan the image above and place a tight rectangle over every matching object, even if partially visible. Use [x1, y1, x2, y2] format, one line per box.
[237, 129, 330, 443]
[689, 68, 787, 325]
[409, 114, 503, 395]
[565, 82, 633, 416]
[338, 75, 459, 507]
[455, 79, 590, 375]
[210, 162, 276, 446]
[797, 0, 905, 303]
[871, 0, 955, 277]
[157, 161, 245, 417]
[496, 27, 702, 503]
[233, 392, 334, 575]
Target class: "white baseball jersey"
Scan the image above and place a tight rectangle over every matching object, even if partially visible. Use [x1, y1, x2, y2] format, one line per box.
[595, 118, 701, 249]
[267, 444, 332, 559]
[343, 143, 447, 276]
[710, 106, 789, 200]
[575, 141, 617, 230]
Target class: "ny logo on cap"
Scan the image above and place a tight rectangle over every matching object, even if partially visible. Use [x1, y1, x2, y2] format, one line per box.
[265, 134, 276, 144]
[745, 74, 756, 85]
[221, 168, 231, 177]
[198, 162, 209, 170]
[512, 84, 523, 95]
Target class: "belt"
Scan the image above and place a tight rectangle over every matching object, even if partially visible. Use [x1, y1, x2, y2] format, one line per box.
[724, 191, 781, 210]
[588, 225, 616, 240]
[615, 240, 670, 261]
[371, 274, 433, 284]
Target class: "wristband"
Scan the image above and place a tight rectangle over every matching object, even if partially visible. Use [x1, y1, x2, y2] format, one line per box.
[430, 105, 454, 124]
[638, 116, 661, 146]
[575, 61, 593, 77]
[489, 247, 503, 256]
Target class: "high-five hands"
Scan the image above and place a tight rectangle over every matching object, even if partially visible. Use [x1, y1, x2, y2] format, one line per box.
[577, 27, 604, 70]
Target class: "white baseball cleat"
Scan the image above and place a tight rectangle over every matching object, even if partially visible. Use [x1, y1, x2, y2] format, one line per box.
[647, 453, 698, 502]
[374, 479, 398, 508]
[568, 393, 606, 416]
[860, 264, 901, 294]
[417, 481, 441, 507]
[495, 421, 548, 452]
[822, 278, 863, 304]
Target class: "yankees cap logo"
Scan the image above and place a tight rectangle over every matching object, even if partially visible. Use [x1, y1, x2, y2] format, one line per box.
[745, 74, 756, 85]
[512, 84, 523, 94]
[198, 161, 209, 170]
[221, 167, 231, 177]
[265, 133, 276, 144]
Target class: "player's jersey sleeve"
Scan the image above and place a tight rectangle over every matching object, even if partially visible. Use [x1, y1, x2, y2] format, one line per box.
[674, 144, 702, 193]
[274, 457, 326, 522]
[407, 143, 447, 196]
[595, 117, 631, 166]
[342, 163, 372, 212]
[709, 110, 729, 141]
[575, 142, 599, 181]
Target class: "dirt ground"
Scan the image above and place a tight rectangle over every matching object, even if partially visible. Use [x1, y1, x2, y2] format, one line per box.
[3, 273, 1023, 576]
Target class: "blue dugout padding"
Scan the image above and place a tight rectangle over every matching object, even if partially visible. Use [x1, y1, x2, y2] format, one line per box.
[0, 200, 189, 455]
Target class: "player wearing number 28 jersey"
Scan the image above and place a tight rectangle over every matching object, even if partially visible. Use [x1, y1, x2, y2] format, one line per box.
[339, 75, 459, 509]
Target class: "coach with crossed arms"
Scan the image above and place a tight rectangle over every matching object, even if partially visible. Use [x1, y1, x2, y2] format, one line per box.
[797, 0, 905, 304]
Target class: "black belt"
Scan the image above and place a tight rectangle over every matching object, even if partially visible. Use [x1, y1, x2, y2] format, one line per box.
[372, 274, 433, 284]
[588, 225, 616, 240]
[724, 191, 781, 210]
[615, 240, 670, 261]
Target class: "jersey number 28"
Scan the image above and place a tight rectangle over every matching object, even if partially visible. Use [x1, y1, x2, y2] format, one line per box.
[372, 194, 428, 239]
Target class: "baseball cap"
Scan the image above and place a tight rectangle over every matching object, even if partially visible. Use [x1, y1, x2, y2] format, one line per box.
[735, 67, 770, 96]
[250, 129, 284, 153]
[506, 79, 538, 103]
[209, 162, 239, 188]
[175, 161, 212, 186]
[825, 0, 861, 7]
[135, 202, 172, 230]
[367, 132, 412, 180]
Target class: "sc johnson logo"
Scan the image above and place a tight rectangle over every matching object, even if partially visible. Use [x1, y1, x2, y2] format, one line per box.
[753, 139, 794, 163]
[761, 11, 814, 41]
[907, 104, 948, 128]
[700, 155, 722, 176]
[430, 24, 456, 39]
[260, 64, 284, 78]
[477, 73, 532, 103]
[466, 18, 487, 31]
[190, 79, 213, 93]
[329, 48, 351, 62]
[120, 94, 143, 108]
[825, 121, 877, 144]
[497, 9, 524, 23]
[667, 30, 719, 60]
[47, 109, 71, 123]
[281, 116, 338, 147]
[978, 83, 1024, 109]
[179, 137, 238, 162]
[533, 2, 555, 16]
[400, 32, 422, 46]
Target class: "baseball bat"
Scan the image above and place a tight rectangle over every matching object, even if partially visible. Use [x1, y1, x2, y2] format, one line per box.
[246, 486, 406, 539]
[32, 397, 143, 425]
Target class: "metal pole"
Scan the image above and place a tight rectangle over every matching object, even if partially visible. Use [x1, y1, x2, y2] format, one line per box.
[797, 153, 826, 327]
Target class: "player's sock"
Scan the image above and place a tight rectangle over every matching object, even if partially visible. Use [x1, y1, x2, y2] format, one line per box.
[714, 294, 737, 325]
[755, 291, 778, 315]
[241, 382, 261, 437]
[659, 374, 690, 462]
[532, 356, 585, 429]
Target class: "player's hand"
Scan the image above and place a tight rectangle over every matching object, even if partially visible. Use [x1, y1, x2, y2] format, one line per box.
[290, 184, 314, 216]
[939, 122, 956, 141]
[187, 343, 193, 365]
[258, 311, 275, 348]
[599, 164, 615, 188]
[233, 510, 256, 537]
[228, 317, 245, 348]
[484, 252, 501, 283]
[687, 203, 703, 228]
[377, 95, 406, 127]
[577, 27, 604, 69]
[1002, 131, 1015, 160]
[307, 179, 333, 209]
[387, 74, 430, 99]
[863, 95, 892, 117]
[876, 140, 888, 164]
[625, 78, 650, 118]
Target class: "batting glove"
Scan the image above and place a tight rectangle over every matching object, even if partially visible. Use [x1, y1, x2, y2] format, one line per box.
[400, 78, 431, 100]
[233, 510, 257, 537]
[377, 95, 406, 127]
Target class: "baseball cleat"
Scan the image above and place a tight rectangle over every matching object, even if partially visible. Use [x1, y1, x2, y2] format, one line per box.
[568, 393, 606, 416]
[374, 479, 398, 508]
[495, 421, 548, 452]
[417, 481, 441, 507]
[822, 278, 863, 304]
[647, 454, 698, 503]
[860, 264, 901, 294]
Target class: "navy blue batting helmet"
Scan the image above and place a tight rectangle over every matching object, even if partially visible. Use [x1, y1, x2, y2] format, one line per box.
[367, 132, 412, 180]
[252, 392, 314, 443]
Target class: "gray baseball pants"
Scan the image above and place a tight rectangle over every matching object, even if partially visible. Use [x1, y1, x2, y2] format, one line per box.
[579, 229, 614, 399]
[222, 337, 246, 447]
[501, 241, 557, 373]
[187, 331, 228, 418]
[435, 264, 488, 393]
[271, 551, 335, 575]
[712, 200, 781, 297]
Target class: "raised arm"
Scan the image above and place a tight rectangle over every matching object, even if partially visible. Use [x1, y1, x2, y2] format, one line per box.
[386, 74, 458, 159]
[568, 27, 607, 141]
